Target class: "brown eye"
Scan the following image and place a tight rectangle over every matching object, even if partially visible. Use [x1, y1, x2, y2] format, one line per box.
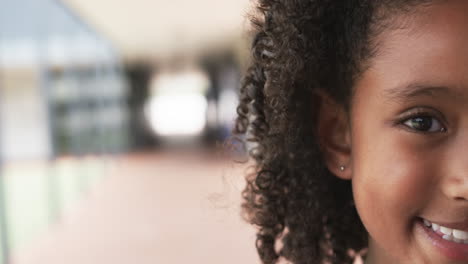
[403, 116, 445, 132]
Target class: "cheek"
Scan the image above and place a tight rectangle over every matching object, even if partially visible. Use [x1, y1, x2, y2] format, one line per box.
[351, 127, 438, 243]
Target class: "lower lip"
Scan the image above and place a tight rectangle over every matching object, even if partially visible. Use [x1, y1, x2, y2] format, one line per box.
[418, 219, 468, 261]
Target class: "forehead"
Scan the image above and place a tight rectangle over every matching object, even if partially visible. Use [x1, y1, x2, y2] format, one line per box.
[358, 0, 468, 98]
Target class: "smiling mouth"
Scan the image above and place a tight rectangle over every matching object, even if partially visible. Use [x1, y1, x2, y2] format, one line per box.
[422, 218, 468, 244]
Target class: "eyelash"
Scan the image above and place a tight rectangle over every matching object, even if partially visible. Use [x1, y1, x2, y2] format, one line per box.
[397, 108, 447, 134]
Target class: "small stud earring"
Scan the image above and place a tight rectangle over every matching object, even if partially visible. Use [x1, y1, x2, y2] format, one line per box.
[339, 165, 345, 171]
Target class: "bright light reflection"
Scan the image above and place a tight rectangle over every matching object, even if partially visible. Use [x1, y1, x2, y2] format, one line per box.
[146, 94, 207, 136]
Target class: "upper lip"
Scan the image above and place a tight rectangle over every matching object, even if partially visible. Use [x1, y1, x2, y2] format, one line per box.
[423, 217, 468, 232]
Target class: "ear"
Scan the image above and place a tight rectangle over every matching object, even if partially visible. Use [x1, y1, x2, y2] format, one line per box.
[316, 92, 352, 180]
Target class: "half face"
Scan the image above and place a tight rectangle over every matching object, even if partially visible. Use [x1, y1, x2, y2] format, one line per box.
[350, 1, 468, 263]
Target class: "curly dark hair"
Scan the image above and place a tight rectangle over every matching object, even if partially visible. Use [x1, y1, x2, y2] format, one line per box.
[234, 1, 437, 263]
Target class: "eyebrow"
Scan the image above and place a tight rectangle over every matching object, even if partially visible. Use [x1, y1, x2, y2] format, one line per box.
[384, 84, 458, 102]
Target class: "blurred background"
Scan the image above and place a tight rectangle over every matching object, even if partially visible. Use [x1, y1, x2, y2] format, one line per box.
[0, 0, 258, 263]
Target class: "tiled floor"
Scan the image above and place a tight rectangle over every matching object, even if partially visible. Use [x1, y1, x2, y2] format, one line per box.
[13, 150, 259, 264]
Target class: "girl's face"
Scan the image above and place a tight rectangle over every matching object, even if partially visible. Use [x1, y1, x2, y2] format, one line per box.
[350, 0, 468, 263]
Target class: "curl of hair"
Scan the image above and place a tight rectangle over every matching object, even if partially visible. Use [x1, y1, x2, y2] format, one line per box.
[234, 0, 436, 263]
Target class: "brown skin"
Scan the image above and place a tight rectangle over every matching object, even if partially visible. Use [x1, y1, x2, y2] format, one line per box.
[321, 0, 468, 263]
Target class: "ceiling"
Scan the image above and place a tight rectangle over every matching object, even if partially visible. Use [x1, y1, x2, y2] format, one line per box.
[61, 0, 253, 61]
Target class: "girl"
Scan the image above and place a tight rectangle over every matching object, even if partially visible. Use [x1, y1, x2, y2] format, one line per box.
[234, 0, 468, 263]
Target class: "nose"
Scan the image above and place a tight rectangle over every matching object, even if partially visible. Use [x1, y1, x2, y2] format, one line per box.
[443, 177, 468, 201]
[441, 139, 468, 201]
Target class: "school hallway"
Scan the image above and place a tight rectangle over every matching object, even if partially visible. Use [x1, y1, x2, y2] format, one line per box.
[12, 150, 259, 264]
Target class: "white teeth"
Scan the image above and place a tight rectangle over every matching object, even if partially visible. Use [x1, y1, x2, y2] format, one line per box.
[424, 219, 468, 244]
[453, 229, 468, 240]
[440, 226, 453, 236]
[424, 219, 431, 227]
